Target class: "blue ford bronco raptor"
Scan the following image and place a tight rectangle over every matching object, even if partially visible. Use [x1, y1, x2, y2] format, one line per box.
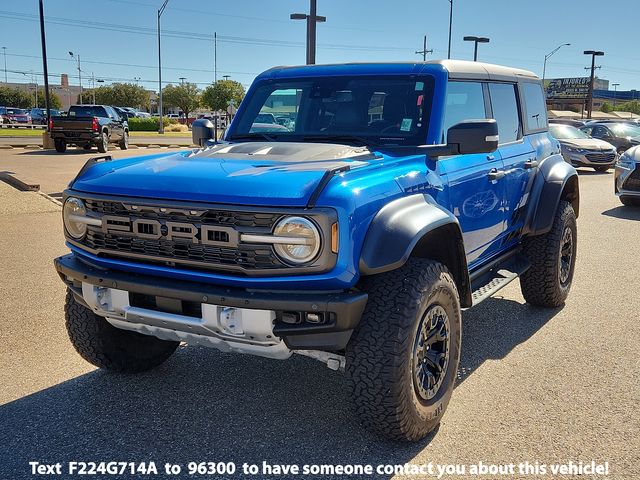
[55, 60, 579, 441]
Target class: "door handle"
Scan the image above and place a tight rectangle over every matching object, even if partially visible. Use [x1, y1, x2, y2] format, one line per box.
[487, 154, 495, 161]
[524, 158, 539, 169]
[488, 168, 506, 181]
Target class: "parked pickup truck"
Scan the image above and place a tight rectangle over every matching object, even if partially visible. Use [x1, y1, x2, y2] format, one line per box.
[55, 61, 579, 441]
[49, 105, 129, 153]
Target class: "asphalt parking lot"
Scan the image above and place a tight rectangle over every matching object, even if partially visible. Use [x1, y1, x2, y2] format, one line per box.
[0, 149, 638, 479]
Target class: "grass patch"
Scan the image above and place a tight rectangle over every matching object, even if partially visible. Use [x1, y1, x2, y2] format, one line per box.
[0, 129, 190, 138]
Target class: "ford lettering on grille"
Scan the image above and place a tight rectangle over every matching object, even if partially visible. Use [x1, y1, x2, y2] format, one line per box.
[101, 215, 239, 247]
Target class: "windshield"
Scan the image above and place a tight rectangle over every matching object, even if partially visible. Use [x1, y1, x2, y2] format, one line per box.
[609, 123, 640, 137]
[5, 108, 27, 115]
[68, 106, 107, 117]
[230, 75, 434, 146]
[549, 124, 590, 139]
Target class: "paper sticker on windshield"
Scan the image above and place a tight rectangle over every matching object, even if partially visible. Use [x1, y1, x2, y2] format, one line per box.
[400, 118, 412, 131]
[415, 81, 424, 91]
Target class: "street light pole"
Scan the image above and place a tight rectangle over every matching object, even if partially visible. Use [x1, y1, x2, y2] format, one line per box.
[69, 51, 82, 102]
[1, 47, 7, 83]
[584, 50, 604, 119]
[463, 36, 490, 61]
[447, 0, 453, 59]
[290, 0, 326, 65]
[157, 0, 169, 133]
[612, 83, 620, 109]
[542, 43, 570, 82]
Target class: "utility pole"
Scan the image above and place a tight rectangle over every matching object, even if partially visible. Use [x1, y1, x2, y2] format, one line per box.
[463, 36, 490, 62]
[1, 47, 6, 83]
[157, 0, 170, 133]
[415, 35, 433, 61]
[69, 51, 82, 102]
[447, 0, 453, 59]
[612, 83, 619, 109]
[584, 50, 604, 119]
[290, 0, 326, 65]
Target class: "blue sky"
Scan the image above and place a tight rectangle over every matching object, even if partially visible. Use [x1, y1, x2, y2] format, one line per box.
[1, 0, 639, 92]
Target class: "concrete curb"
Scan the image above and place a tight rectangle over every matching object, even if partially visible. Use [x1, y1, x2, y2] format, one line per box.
[0, 172, 40, 191]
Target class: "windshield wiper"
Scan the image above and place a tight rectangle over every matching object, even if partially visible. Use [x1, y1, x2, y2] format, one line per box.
[229, 132, 278, 142]
[302, 135, 379, 148]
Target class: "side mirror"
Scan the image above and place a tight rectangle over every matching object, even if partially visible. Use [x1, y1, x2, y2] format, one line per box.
[446, 119, 499, 154]
[192, 118, 215, 147]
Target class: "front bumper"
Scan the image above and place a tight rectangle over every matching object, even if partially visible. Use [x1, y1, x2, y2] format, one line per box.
[561, 149, 617, 168]
[614, 162, 640, 197]
[55, 253, 367, 352]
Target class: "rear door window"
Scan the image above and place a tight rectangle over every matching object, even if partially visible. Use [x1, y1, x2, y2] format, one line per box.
[521, 82, 548, 132]
[488, 83, 521, 144]
[443, 82, 487, 139]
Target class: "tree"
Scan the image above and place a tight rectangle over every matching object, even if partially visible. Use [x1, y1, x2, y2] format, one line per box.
[201, 79, 245, 113]
[77, 83, 150, 109]
[600, 102, 613, 113]
[34, 90, 63, 109]
[615, 100, 640, 115]
[0, 86, 32, 108]
[162, 83, 200, 121]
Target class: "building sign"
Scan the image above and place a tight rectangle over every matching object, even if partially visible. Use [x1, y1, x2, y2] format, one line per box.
[544, 77, 610, 100]
[544, 77, 590, 99]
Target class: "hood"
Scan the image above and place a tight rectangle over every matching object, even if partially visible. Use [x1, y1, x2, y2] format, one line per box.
[559, 138, 615, 150]
[70, 142, 376, 206]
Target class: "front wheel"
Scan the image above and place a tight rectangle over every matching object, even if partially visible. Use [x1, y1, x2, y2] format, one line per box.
[520, 200, 577, 307]
[64, 291, 179, 372]
[97, 131, 109, 153]
[346, 258, 461, 442]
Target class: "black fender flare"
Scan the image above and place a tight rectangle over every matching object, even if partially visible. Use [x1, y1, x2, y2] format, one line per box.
[524, 154, 579, 236]
[359, 194, 472, 307]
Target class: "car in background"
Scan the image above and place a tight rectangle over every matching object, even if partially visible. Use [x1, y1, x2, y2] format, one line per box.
[135, 111, 151, 118]
[584, 118, 640, 126]
[254, 112, 277, 124]
[581, 122, 640, 154]
[49, 104, 129, 153]
[248, 122, 290, 134]
[615, 145, 640, 206]
[113, 106, 136, 120]
[0, 107, 31, 124]
[549, 118, 588, 128]
[549, 123, 617, 172]
[29, 108, 62, 125]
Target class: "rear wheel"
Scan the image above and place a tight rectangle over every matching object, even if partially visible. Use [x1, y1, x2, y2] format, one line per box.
[520, 200, 577, 307]
[119, 130, 129, 150]
[64, 291, 179, 372]
[620, 195, 640, 207]
[346, 258, 461, 441]
[97, 131, 108, 153]
[54, 139, 66, 153]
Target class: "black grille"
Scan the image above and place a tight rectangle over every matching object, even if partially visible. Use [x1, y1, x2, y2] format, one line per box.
[585, 152, 616, 163]
[85, 199, 279, 228]
[624, 167, 640, 192]
[79, 199, 285, 272]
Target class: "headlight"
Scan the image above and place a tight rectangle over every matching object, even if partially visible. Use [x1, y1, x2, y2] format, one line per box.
[273, 216, 321, 265]
[63, 197, 87, 239]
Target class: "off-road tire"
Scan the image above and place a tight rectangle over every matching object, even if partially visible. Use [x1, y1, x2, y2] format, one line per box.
[54, 139, 66, 153]
[119, 131, 129, 150]
[620, 195, 640, 207]
[64, 291, 179, 372]
[520, 200, 577, 307]
[97, 131, 108, 153]
[346, 258, 462, 442]
[594, 166, 609, 173]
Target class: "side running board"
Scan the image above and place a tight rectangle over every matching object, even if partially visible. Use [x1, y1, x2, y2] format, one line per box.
[468, 253, 531, 307]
